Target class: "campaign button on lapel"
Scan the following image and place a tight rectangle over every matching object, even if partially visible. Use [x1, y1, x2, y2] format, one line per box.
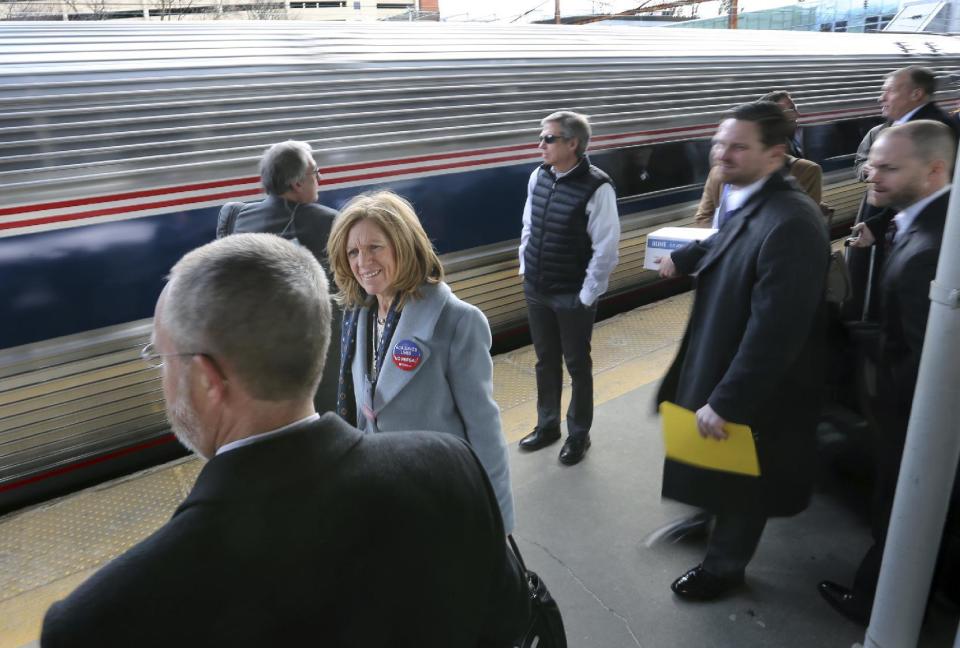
[392, 339, 422, 371]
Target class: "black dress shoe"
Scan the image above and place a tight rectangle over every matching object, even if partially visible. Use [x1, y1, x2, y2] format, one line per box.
[818, 581, 871, 625]
[518, 426, 561, 452]
[671, 565, 743, 601]
[558, 435, 591, 465]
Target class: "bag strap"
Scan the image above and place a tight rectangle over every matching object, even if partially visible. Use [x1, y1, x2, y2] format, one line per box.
[507, 534, 527, 573]
[216, 202, 244, 239]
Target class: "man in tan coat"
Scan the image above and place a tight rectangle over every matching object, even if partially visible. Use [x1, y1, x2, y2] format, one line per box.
[695, 93, 824, 228]
[694, 155, 822, 227]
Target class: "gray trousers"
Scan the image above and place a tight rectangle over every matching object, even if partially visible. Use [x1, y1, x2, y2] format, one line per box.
[524, 283, 597, 439]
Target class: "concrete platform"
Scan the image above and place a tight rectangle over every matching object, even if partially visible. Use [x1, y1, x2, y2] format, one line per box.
[1, 292, 957, 647]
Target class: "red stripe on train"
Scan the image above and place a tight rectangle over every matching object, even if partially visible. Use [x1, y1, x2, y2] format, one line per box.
[0, 188, 262, 231]
[0, 107, 888, 223]
[0, 434, 177, 493]
[0, 154, 544, 230]
[0, 177, 261, 218]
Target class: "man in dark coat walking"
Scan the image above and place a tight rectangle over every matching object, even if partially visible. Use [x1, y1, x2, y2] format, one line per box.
[656, 101, 830, 600]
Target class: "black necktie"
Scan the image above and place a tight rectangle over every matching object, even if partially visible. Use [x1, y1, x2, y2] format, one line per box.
[885, 218, 899, 249]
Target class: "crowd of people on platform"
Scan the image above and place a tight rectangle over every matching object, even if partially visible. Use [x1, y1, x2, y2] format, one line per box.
[37, 64, 956, 645]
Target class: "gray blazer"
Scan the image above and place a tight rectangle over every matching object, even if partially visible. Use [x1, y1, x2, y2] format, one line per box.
[350, 281, 515, 533]
[216, 195, 336, 266]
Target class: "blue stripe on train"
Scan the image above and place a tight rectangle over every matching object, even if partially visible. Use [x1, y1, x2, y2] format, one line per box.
[0, 162, 536, 350]
[0, 120, 849, 352]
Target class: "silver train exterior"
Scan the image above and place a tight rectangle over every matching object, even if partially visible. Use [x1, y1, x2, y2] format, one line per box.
[2, 22, 959, 510]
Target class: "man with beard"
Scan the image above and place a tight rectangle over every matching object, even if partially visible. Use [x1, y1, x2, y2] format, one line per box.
[656, 101, 829, 600]
[819, 120, 954, 625]
[40, 234, 529, 648]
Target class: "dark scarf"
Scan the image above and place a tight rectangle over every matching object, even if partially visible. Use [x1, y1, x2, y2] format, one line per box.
[336, 299, 401, 426]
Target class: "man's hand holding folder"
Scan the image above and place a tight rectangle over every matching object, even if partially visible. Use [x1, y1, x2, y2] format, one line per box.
[660, 401, 761, 477]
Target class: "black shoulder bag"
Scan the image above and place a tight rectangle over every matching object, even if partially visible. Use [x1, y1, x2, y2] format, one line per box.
[508, 535, 567, 648]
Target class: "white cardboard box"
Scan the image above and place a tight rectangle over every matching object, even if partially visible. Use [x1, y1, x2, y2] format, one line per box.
[643, 227, 718, 271]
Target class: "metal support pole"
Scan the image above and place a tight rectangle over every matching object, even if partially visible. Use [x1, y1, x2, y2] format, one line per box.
[864, 151, 960, 646]
[555, 0, 560, 24]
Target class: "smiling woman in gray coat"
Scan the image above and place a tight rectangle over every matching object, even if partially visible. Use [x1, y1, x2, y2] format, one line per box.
[327, 191, 515, 533]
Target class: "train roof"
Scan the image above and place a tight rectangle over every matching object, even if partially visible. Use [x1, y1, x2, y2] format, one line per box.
[2, 22, 960, 212]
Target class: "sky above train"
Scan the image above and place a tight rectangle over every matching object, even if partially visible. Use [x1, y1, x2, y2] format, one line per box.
[440, 0, 796, 22]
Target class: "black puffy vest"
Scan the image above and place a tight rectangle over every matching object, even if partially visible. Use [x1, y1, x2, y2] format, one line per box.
[524, 156, 612, 294]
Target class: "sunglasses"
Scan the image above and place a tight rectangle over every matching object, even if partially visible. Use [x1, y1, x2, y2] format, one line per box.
[538, 134, 568, 145]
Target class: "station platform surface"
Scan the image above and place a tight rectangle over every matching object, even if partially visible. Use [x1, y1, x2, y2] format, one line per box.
[2, 292, 958, 647]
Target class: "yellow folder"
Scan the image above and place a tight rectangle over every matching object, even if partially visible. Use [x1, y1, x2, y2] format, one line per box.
[659, 401, 761, 477]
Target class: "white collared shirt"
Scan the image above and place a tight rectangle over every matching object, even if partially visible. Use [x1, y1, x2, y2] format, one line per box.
[892, 185, 950, 242]
[894, 104, 925, 126]
[215, 413, 320, 456]
[518, 164, 621, 306]
[711, 175, 770, 228]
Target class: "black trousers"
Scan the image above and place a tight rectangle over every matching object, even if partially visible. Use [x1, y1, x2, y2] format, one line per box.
[853, 379, 911, 597]
[524, 283, 597, 439]
[703, 512, 768, 578]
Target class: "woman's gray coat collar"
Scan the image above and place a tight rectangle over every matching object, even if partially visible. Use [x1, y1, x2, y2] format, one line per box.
[352, 281, 452, 426]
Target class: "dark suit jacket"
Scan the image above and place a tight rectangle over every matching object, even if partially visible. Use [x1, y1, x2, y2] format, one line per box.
[41, 416, 529, 648]
[877, 191, 948, 416]
[658, 173, 830, 517]
[217, 196, 341, 414]
[216, 195, 337, 266]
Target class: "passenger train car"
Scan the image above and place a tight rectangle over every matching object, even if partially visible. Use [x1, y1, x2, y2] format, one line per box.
[2, 22, 960, 512]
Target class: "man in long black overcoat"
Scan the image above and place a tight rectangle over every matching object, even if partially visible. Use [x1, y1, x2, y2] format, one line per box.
[656, 101, 830, 600]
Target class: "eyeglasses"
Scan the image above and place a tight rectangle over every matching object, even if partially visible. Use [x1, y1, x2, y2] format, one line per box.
[140, 343, 201, 369]
[538, 134, 568, 145]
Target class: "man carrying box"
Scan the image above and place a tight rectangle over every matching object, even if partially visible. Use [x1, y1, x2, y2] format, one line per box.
[655, 101, 830, 601]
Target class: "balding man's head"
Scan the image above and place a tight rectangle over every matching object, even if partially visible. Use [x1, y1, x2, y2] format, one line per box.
[880, 66, 937, 121]
[865, 120, 954, 210]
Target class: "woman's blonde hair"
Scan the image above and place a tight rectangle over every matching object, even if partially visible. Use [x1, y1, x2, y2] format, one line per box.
[327, 190, 444, 309]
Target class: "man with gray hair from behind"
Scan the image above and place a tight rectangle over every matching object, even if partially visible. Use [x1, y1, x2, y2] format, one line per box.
[40, 234, 530, 648]
[217, 140, 341, 415]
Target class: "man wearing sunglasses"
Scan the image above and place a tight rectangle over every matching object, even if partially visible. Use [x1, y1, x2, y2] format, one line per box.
[41, 234, 529, 647]
[517, 110, 620, 466]
[216, 139, 340, 416]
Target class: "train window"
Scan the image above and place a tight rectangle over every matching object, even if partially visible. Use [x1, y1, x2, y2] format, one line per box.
[592, 140, 713, 200]
[803, 117, 883, 171]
